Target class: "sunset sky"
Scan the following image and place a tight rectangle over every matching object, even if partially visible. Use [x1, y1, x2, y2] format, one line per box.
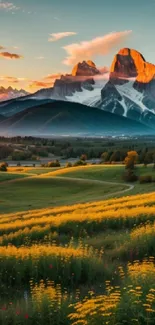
[0, 0, 155, 92]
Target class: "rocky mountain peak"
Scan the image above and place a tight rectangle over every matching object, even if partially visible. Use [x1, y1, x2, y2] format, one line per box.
[72, 60, 100, 77]
[110, 48, 155, 83]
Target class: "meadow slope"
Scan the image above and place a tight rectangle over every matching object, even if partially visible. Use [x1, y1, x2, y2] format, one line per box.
[0, 165, 155, 324]
[0, 191, 155, 324]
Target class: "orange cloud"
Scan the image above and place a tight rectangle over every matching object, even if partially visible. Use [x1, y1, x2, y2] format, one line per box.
[29, 81, 52, 89]
[63, 30, 132, 65]
[0, 76, 27, 83]
[49, 32, 77, 42]
[44, 73, 61, 80]
[29, 73, 62, 89]
[2, 76, 18, 83]
[0, 52, 23, 59]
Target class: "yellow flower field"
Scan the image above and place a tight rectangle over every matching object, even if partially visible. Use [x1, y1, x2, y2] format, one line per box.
[0, 190, 155, 324]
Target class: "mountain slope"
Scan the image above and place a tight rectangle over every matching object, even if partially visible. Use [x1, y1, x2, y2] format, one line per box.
[0, 101, 153, 136]
[0, 114, 6, 122]
[0, 98, 55, 117]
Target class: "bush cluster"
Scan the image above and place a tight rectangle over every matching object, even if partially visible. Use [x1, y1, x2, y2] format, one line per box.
[73, 160, 87, 167]
[41, 160, 61, 168]
[139, 175, 153, 183]
[0, 162, 8, 172]
[122, 170, 138, 182]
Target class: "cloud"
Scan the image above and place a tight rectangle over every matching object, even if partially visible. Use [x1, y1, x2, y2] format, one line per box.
[35, 56, 45, 60]
[0, 76, 18, 83]
[0, 2, 36, 14]
[48, 32, 77, 42]
[99, 66, 110, 74]
[0, 2, 20, 11]
[63, 30, 132, 65]
[0, 76, 27, 83]
[0, 45, 5, 50]
[0, 51, 23, 59]
[29, 81, 52, 89]
[29, 73, 62, 89]
[43, 73, 61, 80]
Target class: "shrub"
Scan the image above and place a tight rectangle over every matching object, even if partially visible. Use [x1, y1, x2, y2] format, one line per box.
[41, 164, 46, 167]
[139, 175, 152, 183]
[73, 160, 87, 167]
[123, 170, 138, 182]
[66, 162, 72, 168]
[0, 162, 8, 171]
[80, 154, 87, 161]
[48, 160, 61, 168]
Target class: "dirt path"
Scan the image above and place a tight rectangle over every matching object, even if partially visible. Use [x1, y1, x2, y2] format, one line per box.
[0, 173, 134, 200]
[51, 176, 135, 199]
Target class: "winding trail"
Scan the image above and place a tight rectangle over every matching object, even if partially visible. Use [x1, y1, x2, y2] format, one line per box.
[50, 176, 135, 200]
[0, 171, 135, 200]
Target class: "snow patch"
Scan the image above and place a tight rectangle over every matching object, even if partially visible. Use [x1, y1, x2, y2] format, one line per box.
[66, 77, 107, 106]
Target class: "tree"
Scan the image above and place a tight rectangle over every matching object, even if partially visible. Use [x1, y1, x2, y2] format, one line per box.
[110, 151, 121, 163]
[0, 145, 13, 160]
[123, 170, 138, 182]
[0, 162, 7, 172]
[153, 153, 155, 169]
[80, 154, 87, 161]
[66, 162, 72, 168]
[101, 152, 108, 162]
[143, 152, 153, 166]
[124, 151, 138, 170]
[48, 160, 61, 167]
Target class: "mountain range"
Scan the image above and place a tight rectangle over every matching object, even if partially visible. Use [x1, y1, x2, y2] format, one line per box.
[0, 87, 28, 102]
[0, 48, 155, 136]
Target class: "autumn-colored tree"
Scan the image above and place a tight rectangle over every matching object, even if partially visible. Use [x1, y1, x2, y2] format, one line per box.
[124, 151, 138, 170]
[0, 162, 7, 172]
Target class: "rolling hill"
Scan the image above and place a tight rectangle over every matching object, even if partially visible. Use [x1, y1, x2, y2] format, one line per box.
[0, 100, 153, 136]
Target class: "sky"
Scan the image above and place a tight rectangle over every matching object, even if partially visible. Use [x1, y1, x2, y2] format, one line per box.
[0, 0, 155, 92]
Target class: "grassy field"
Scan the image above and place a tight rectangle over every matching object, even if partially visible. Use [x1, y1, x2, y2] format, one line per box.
[7, 167, 62, 175]
[48, 164, 155, 180]
[0, 172, 28, 182]
[0, 176, 126, 213]
[48, 164, 155, 195]
[1, 164, 155, 213]
[26, 167, 62, 175]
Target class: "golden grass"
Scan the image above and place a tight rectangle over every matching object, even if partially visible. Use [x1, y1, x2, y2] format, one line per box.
[0, 191, 155, 236]
[7, 167, 34, 173]
[0, 244, 91, 259]
[1, 185, 155, 324]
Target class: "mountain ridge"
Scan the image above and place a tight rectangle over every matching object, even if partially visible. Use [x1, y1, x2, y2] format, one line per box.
[0, 86, 29, 102]
[0, 100, 152, 137]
